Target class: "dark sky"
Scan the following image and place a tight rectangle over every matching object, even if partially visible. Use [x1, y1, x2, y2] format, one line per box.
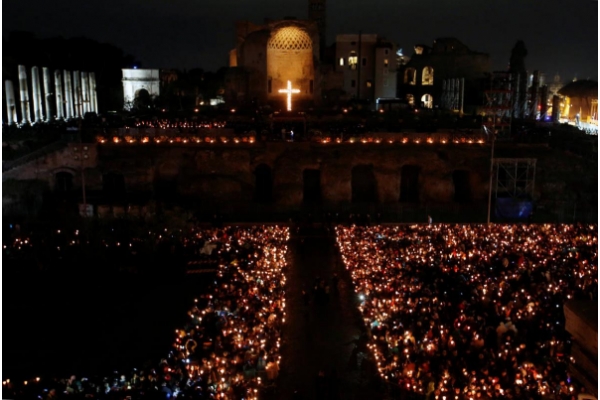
[4, 0, 598, 80]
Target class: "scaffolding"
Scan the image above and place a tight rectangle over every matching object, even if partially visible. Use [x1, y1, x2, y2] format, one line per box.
[482, 71, 514, 138]
[441, 78, 464, 113]
[493, 158, 536, 200]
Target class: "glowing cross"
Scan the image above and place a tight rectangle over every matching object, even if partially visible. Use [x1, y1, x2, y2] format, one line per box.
[278, 80, 300, 111]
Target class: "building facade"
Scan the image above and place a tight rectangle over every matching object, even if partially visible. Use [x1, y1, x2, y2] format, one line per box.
[227, 19, 320, 108]
[335, 34, 398, 103]
[397, 38, 490, 111]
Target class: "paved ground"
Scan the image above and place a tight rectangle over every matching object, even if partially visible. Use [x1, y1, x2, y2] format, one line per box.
[275, 226, 387, 400]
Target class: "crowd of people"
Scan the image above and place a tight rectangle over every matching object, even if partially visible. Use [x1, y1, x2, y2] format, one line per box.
[132, 120, 227, 130]
[4, 225, 289, 400]
[336, 224, 597, 399]
[168, 225, 288, 399]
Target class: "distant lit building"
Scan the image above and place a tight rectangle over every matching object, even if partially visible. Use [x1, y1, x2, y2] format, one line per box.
[335, 34, 399, 102]
[558, 79, 598, 123]
[226, 18, 320, 108]
[397, 38, 490, 111]
[122, 69, 160, 110]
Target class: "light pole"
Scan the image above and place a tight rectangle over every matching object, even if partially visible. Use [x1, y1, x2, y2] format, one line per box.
[486, 117, 496, 224]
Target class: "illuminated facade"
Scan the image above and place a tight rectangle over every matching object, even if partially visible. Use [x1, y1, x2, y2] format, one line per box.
[122, 69, 160, 110]
[267, 26, 315, 104]
[398, 38, 490, 111]
[227, 19, 319, 108]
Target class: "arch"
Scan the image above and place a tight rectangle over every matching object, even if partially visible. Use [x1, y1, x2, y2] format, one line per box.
[352, 165, 378, 203]
[422, 66, 434, 85]
[103, 172, 126, 201]
[134, 88, 150, 98]
[254, 164, 273, 203]
[421, 94, 433, 109]
[134, 88, 151, 109]
[400, 165, 420, 202]
[303, 169, 321, 204]
[452, 170, 472, 203]
[55, 171, 74, 193]
[154, 163, 179, 203]
[122, 69, 160, 111]
[404, 68, 416, 85]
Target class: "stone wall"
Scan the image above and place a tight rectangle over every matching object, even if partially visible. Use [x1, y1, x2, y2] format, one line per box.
[3, 141, 597, 220]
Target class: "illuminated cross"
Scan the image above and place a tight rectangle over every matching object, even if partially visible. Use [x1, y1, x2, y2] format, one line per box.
[278, 80, 300, 111]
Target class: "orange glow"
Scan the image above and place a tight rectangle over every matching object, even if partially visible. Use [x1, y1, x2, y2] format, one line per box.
[278, 80, 300, 111]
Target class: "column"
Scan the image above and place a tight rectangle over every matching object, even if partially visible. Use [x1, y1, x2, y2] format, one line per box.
[43, 67, 53, 122]
[5, 80, 18, 125]
[63, 70, 74, 119]
[89, 72, 98, 113]
[54, 70, 64, 120]
[81, 71, 90, 115]
[73, 71, 82, 118]
[18, 65, 32, 124]
[31, 66, 44, 122]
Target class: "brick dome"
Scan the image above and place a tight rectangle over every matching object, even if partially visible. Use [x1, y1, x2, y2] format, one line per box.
[268, 27, 312, 51]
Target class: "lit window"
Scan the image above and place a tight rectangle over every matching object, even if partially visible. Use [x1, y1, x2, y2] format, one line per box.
[384, 59, 389, 68]
[404, 68, 416, 85]
[366, 80, 372, 88]
[406, 94, 415, 106]
[422, 66, 434, 85]
[421, 93, 433, 108]
[348, 52, 358, 70]
[339, 57, 344, 66]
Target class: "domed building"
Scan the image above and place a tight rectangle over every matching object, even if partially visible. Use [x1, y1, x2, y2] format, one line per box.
[558, 79, 598, 123]
[226, 17, 321, 108]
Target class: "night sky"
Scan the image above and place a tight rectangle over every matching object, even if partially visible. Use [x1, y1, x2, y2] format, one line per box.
[3, 0, 598, 80]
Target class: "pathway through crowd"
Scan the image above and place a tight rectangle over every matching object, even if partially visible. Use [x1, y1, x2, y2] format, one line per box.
[276, 225, 386, 400]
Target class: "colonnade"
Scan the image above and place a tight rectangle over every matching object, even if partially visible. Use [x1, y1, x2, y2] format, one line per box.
[4, 65, 98, 125]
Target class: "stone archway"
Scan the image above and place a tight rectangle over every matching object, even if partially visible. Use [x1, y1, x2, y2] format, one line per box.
[303, 169, 321, 204]
[254, 164, 273, 203]
[400, 165, 420, 202]
[452, 170, 472, 203]
[103, 172, 126, 202]
[352, 165, 378, 203]
[122, 68, 160, 110]
[154, 162, 179, 203]
[55, 171, 74, 193]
